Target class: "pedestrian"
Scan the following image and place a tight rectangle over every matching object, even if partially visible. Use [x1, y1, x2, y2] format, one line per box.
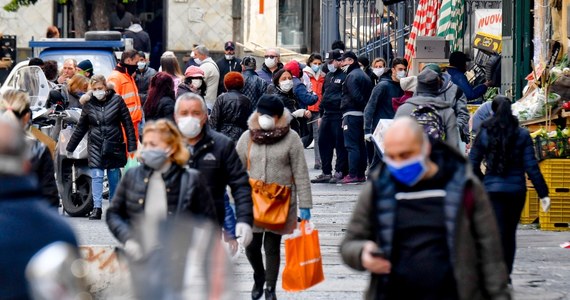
[46, 25, 60, 38]
[0, 89, 59, 208]
[57, 58, 77, 84]
[471, 101, 493, 135]
[469, 95, 550, 277]
[391, 75, 416, 112]
[143, 72, 176, 122]
[302, 53, 325, 169]
[177, 66, 207, 98]
[194, 45, 220, 109]
[216, 41, 243, 96]
[284, 60, 318, 146]
[358, 55, 377, 85]
[370, 58, 387, 85]
[0, 117, 78, 300]
[174, 93, 253, 243]
[340, 51, 373, 184]
[106, 119, 217, 258]
[160, 52, 184, 94]
[340, 116, 511, 300]
[395, 68, 460, 149]
[135, 51, 157, 105]
[65, 74, 89, 108]
[236, 94, 313, 300]
[311, 49, 349, 184]
[241, 56, 269, 110]
[123, 17, 151, 54]
[209, 71, 252, 142]
[257, 48, 283, 84]
[447, 51, 491, 101]
[364, 57, 407, 171]
[67, 75, 137, 220]
[110, 2, 134, 32]
[266, 69, 301, 133]
[107, 49, 143, 141]
[76, 59, 93, 78]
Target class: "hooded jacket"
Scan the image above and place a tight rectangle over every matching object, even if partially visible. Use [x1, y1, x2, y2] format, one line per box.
[257, 62, 284, 83]
[303, 66, 325, 112]
[123, 24, 151, 53]
[341, 63, 373, 114]
[242, 69, 269, 110]
[438, 72, 470, 139]
[209, 90, 252, 142]
[364, 74, 404, 134]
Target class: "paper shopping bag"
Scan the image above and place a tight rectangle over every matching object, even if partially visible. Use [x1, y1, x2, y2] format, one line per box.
[282, 221, 325, 292]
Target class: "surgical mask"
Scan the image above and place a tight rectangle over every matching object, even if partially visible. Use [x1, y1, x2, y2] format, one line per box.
[396, 70, 407, 80]
[328, 64, 337, 73]
[194, 58, 202, 65]
[141, 148, 170, 170]
[258, 114, 276, 130]
[373, 67, 385, 77]
[341, 65, 350, 73]
[137, 61, 146, 70]
[125, 63, 138, 76]
[279, 79, 294, 92]
[384, 154, 428, 186]
[311, 64, 320, 73]
[177, 116, 202, 139]
[191, 79, 202, 89]
[225, 54, 235, 60]
[265, 57, 277, 68]
[93, 90, 106, 100]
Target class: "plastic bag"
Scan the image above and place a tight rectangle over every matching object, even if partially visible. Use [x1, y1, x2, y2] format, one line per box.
[282, 220, 325, 292]
[124, 155, 140, 172]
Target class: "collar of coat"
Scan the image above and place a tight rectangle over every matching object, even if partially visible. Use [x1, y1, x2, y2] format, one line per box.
[247, 110, 292, 144]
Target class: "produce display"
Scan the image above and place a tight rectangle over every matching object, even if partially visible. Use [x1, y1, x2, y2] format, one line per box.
[512, 89, 561, 121]
[531, 128, 570, 160]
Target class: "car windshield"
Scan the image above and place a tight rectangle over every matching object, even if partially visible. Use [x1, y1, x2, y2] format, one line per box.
[40, 50, 116, 78]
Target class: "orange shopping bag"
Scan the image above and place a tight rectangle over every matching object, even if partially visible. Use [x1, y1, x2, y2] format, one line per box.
[282, 220, 325, 292]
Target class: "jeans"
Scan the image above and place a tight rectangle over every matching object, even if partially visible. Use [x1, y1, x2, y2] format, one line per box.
[318, 113, 348, 176]
[342, 115, 367, 178]
[245, 231, 282, 289]
[91, 168, 121, 208]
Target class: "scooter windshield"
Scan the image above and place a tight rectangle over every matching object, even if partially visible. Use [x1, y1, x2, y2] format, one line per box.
[5, 66, 50, 109]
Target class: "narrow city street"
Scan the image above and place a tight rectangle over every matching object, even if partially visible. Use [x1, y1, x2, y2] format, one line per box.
[68, 148, 570, 299]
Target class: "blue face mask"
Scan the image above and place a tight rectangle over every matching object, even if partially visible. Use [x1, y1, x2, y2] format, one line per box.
[384, 154, 428, 186]
[311, 64, 320, 73]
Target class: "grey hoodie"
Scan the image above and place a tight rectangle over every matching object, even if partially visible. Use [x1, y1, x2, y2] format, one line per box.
[437, 72, 469, 140]
[395, 94, 460, 149]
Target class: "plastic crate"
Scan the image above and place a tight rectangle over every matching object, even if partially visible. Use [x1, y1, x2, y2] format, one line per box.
[534, 137, 570, 160]
[539, 188, 570, 231]
[539, 159, 570, 189]
[520, 188, 539, 224]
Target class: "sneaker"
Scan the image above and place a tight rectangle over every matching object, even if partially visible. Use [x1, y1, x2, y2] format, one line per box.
[328, 172, 344, 184]
[311, 173, 332, 183]
[340, 174, 366, 184]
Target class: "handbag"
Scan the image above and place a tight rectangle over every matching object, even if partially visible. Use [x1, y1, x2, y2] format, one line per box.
[247, 140, 291, 231]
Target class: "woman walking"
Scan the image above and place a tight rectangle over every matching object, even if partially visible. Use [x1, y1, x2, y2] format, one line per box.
[236, 94, 313, 300]
[143, 72, 176, 122]
[469, 95, 550, 277]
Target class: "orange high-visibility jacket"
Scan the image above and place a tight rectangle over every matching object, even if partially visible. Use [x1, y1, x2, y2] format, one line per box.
[107, 68, 142, 140]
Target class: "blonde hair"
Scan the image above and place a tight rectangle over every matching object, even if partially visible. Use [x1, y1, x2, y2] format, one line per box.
[372, 58, 386, 68]
[142, 119, 190, 166]
[89, 74, 107, 90]
[0, 89, 30, 123]
[68, 74, 89, 94]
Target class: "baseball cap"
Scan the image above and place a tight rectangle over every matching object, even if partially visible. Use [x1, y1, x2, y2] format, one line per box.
[325, 49, 343, 62]
[340, 51, 358, 61]
[224, 41, 235, 51]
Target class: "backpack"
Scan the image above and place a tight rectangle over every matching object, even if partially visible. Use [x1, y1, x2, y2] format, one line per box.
[410, 104, 446, 142]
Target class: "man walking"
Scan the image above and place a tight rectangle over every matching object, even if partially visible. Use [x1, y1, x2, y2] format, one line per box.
[216, 41, 242, 96]
[194, 45, 220, 109]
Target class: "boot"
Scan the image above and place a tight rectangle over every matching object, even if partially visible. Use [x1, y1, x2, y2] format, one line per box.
[251, 281, 264, 300]
[264, 286, 277, 300]
[88, 208, 102, 220]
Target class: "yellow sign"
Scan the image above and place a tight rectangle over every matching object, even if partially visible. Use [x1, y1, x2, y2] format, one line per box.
[473, 32, 502, 53]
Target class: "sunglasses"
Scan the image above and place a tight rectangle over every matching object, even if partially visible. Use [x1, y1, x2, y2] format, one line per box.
[264, 55, 278, 59]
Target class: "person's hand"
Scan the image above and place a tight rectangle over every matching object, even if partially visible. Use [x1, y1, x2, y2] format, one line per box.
[304, 110, 312, 119]
[361, 241, 391, 274]
[299, 208, 311, 220]
[57, 75, 68, 84]
[541, 197, 551, 213]
[227, 238, 239, 256]
[235, 222, 253, 247]
[364, 134, 373, 142]
[124, 239, 143, 261]
[66, 151, 74, 157]
[292, 109, 307, 118]
[484, 80, 493, 87]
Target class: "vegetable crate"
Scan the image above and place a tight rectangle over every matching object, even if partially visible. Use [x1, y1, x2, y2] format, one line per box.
[521, 188, 539, 224]
[539, 159, 570, 188]
[539, 188, 570, 231]
[534, 137, 570, 160]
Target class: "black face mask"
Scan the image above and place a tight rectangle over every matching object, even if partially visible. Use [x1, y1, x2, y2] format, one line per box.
[124, 63, 138, 76]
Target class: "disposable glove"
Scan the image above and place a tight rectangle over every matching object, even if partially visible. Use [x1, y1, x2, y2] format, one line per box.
[364, 134, 373, 142]
[235, 222, 253, 247]
[541, 197, 551, 213]
[124, 239, 143, 261]
[300, 208, 311, 220]
[66, 151, 74, 158]
[292, 109, 307, 118]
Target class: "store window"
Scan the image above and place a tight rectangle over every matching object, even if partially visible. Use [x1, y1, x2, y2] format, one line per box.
[278, 0, 311, 53]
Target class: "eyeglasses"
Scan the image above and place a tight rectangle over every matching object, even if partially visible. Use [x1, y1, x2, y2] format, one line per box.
[264, 55, 278, 59]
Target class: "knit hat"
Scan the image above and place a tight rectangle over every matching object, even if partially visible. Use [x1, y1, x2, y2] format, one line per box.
[77, 60, 93, 72]
[358, 55, 370, 68]
[224, 71, 244, 90]
[416, 69, 441, 94]
[400, 76, 417, 92]
[242, 56, 256, 69]
[284, 60, 301, 78]
[256, 94, 284, 117]
[184, 66, 204, 78]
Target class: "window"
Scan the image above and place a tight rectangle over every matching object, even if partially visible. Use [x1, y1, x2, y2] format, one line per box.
[278, 0, 311, 53]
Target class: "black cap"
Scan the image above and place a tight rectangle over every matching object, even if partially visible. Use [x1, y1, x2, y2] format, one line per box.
[256, 94, 284, 117]
[242, 56, 256, 69]
[340, 51, 358, 61]
[224, 41, 235, 50]
[325, 49, 343, 61]
[416, 69, 441, 94]
[449, 51, 471, 67]
[358, 55, 370, 67]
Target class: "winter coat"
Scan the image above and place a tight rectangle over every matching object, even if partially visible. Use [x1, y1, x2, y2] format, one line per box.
[123, 24, 151, 53]
[257, 62, 284, 83]
[135, 67, 157, 105]
[198, 57, 221, 107]
[144, 95, 175, 123]
[209, 90, 252, 142]
[265, 85, 301, 133]
[395, 94, 461, 149]
[341, 64, 373, 114]
[364, 75, 404, 134]
[187, 126, 253, 227]
[216, 57, 243, 95]
[320, 68, 346, 115]
[236, 111, 313, 235]
[106, 164, 217, 243]
[438, 72, 470, 140]
[340, 142, 511, 300]
[469, 127, 549, 198]
[0, 175, 77, 300]
[107, 65, 143, 126]
[447, 66, 488, 101]
[242, 69, 269, 110]
[66, 90, 137, 169]
[29, 138, 59, 207]
[303, 66, 325, 112]
[292, 77, 318, 108]
[471, 101, 493, 134]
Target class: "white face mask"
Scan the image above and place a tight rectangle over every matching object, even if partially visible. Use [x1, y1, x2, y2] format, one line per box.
[258, 114, 276, 130]
[191, 79, 202, 89]
[177, 116, 203, 139]
[225, 54, 234, 60]
[328, 63, 337, 73]
[341, 65, 350, 73]
[396, 70, 407, 80]
[93, 90, 106, 100]
[194, 58, 202, 65]
[137, 61, 146, 70]
[372, 67, 385, 77]
[279, 79, 294, 92]
[265, 57, 277, 68]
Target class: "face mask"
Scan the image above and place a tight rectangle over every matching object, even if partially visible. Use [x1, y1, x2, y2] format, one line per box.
[177, 116, 203, 139]
[311, 64, 320, 73]
[141, 148, 170, 170]
[279, 79, 294, 92]
[225, 54, 235, 60]
[265, 57, 277, 68]
[328, 64, 337, 73]
[341, 65, 350, 73]
[396, 70, 407, 80]
[258, 114, 276, 130]
[191, 79, 202, 89]
[137, 61, 146, 70]
[373, 67, 385, 77]
[384, 154, 428, 186]
[194, 58, 202, 65]
[125, 63, 138, 76]
[360, 66, 365, 71]
[93, 90, 106, 100]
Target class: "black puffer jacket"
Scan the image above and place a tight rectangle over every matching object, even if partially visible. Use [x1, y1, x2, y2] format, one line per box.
[242, 69, 269, 110]
[209, 90, 252, 142]
[144, 95, 175, 122]
[66, 90, 137, 169]
[266, 84, 301, 133]
[106, 164, 217, 243]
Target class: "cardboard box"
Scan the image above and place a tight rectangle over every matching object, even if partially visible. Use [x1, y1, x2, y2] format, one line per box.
[415, 37, 450, 59]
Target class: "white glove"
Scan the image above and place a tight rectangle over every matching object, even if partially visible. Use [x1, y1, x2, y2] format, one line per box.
[292, 109, 307, 118]
[364, 134, 373, 142]
[235, 222, 253, 247]
[124, 239, 143, 261]
[541, 197, 551, 213]
[66, 151, 74, 158]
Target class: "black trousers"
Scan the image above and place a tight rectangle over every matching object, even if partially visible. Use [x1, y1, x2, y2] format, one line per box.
[318, 113, 348, 176]
[343, 115, 367, 178]
[245, 231, 283, 289]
